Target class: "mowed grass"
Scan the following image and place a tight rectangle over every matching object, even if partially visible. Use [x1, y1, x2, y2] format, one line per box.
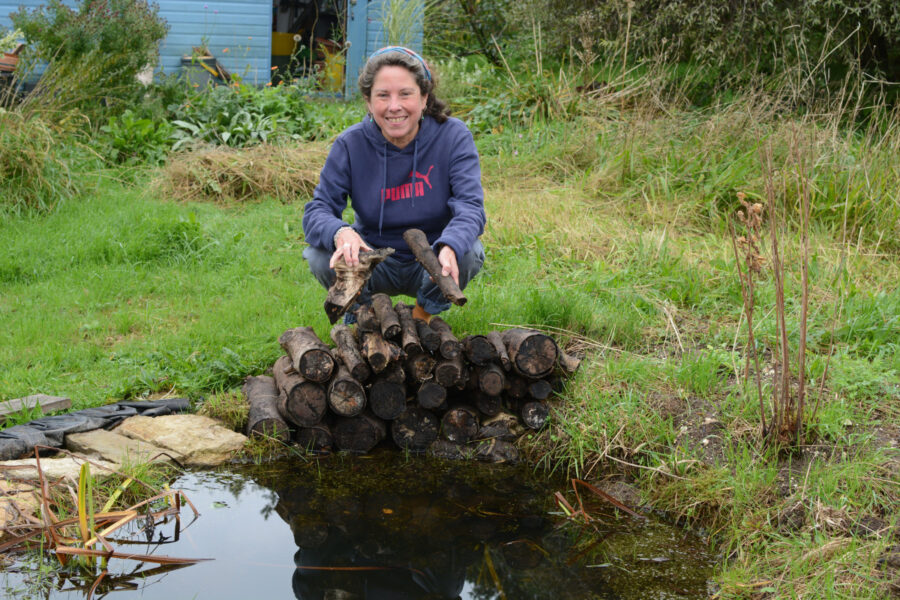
[2, 94, 900, 598]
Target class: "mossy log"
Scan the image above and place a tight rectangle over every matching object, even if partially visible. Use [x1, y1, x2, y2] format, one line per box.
[502, 328, 559, 379]
[429, 316, 462, 359]
[520, 401, 549, 430]
[372, 293, 401, 340]
[330, 323, 370, 382]
[327, 364, 367, 418]
[333, 412, 387, 453]
[416, 381, 447, 410]
[391, 406, 439, 451]
[441, 404, 480, 443]
[243, 375, 291, 442]
[463, 335, 497, 366]
[273, 355, 327, 427]
[278, 326, 335, 383]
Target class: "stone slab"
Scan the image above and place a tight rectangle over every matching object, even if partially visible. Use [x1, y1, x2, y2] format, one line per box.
[0, 394, 71, 422]
[115, 415, 247, 467]
[0, 455, 119, 484]
[66, 429, 183, 466]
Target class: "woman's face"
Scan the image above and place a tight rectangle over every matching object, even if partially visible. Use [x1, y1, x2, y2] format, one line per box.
[365, 65, 427, 149]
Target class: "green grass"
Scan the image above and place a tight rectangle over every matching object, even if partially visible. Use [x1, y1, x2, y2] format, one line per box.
[2, 85, 900, 598]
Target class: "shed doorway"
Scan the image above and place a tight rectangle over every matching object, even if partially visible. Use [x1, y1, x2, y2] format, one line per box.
[271, 0, 345, 92]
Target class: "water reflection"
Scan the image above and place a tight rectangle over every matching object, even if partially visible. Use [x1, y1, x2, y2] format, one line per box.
[249, 449, 712, 600]
[2, 450, 713, 599]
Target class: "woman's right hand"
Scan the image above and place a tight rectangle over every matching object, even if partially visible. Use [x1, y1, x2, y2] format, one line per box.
[329, 228, 373, 268]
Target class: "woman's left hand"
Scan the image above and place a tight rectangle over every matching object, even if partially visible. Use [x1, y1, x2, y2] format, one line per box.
[438, 245, 459, 286]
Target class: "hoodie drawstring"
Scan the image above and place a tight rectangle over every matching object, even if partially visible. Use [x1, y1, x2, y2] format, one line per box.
[379, 141, 387, 235]
[378, 129, 421, 236]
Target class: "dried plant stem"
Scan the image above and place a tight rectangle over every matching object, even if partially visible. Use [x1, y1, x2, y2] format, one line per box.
[794, 132, 811, 440]
[729, 221, 766, 434]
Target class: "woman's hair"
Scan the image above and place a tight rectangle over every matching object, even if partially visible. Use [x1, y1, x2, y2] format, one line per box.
[358, 47, 451, 124]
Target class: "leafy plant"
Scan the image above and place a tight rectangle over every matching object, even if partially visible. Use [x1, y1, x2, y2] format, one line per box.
[99, 109, 173, 165]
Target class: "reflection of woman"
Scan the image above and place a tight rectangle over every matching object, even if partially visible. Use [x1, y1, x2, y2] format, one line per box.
[302, 46, 486, 322]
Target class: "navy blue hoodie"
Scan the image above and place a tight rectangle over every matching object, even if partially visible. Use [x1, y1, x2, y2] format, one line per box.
[302, 115, 486, 261]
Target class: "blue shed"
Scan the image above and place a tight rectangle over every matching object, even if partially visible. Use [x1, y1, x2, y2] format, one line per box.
[0, 0, 423, 96]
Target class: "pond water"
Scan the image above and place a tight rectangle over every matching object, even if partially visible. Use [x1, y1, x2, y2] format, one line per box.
[2, 450, 716, 599]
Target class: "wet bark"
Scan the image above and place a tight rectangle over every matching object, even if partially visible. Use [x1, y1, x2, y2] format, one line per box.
[402, 228, 467, 306]
[327, 364, 367, 418]
[502, 328, 559, 378]
[330, 323, 371, 382]
[279, 326, 335, 383]
[243, 375, 291, 442]
[333, 412, 387, 453]
[371, 293, 401, 341]
[391, 406, 439, 451]
[273, 355, 328, 427]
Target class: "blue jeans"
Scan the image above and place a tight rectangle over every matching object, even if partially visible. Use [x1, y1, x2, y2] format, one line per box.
[302, 240, 485, 316]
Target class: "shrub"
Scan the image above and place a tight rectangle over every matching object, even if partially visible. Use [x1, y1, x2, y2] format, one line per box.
[99, 109, 173, 165]
[11, 0, 168, 123]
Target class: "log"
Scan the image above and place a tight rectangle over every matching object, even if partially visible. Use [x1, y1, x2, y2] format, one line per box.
[440, 404, 479, 443]
[402, 228, 466, 306]
[278, 326, 335, 383]
[273, 356, 328, 427]
[474, 391, 503, 417]
[477, 364, 506, 397]
[371, 293, 401, 340]
[474, 439, 519, 464]
[324, 247, 394, 324]
[360, 329, 393, 374]
[327, 364, 367, 418]
[502, 328, 559, 378]
[243, 375, 291, 442]
[416, 381, 447, 410]
[463, 335, 497, 366]
[433, 355, 465, 388]
[368, 378, 406, 420]
[527, 378, 553, 401]
[355, 303, 380, 332]
[333, 412, 387, 453]
[557, 348, 583, 375]
[415, 319, 441, 354]
[391, 406, 439, 451]
[427, 439, 472, 461]
[520, 401, 549, 430]
[380, 361, 406, 384]
[405, 349, 436, 383]
[294, 423, 333, 453]
[330, 323, 371, 382]
[394, 302, 423, 355]
[486, 331, 511, 371]
[504, 372, 529, 400]
[429, 316, 462, 359]
[476, 412, 523, 442]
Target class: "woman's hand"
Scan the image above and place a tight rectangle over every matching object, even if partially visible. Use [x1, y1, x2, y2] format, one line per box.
[438, 245, 459, 285]
[330, 228, 373, 268]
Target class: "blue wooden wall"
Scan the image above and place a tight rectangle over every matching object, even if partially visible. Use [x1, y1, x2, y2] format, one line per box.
[1, 0, 424, 93]
[0, 0, 272, 83]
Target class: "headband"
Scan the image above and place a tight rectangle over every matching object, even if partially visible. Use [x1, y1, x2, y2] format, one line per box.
[368, 46, 432, 81]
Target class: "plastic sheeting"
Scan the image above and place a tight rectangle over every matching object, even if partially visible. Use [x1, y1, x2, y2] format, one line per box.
[0, 398, 191, 461]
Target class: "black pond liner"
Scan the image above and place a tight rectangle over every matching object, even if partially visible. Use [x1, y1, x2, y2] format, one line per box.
[0, 398, 191, 460]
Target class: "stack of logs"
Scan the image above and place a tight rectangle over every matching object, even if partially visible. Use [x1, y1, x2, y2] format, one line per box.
[242, 294, 580, 463]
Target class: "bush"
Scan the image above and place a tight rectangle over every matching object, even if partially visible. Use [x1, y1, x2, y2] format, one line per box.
[11, 0, 168, 122]
[515, 0, 900, 104]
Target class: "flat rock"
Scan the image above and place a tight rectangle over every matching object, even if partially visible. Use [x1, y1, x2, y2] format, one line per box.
[115, 415, 247, 467]
[66, 429, 182, 466]
[0, 455, 119, 484]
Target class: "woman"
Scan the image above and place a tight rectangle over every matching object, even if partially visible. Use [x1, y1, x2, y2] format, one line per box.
[302, 46, 486, 322]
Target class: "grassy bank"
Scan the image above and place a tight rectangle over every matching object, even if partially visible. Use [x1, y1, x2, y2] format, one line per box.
[2, 92, 899, 597]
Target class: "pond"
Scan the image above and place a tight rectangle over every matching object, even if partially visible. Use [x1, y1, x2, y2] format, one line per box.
[2, 450, 716, 599]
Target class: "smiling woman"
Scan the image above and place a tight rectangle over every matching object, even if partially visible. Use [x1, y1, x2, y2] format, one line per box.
[301, 46, 486, 323]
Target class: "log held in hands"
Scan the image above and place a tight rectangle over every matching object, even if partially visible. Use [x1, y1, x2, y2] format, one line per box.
[402, 228, 467, 306]
[324, 247, 394, 324]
